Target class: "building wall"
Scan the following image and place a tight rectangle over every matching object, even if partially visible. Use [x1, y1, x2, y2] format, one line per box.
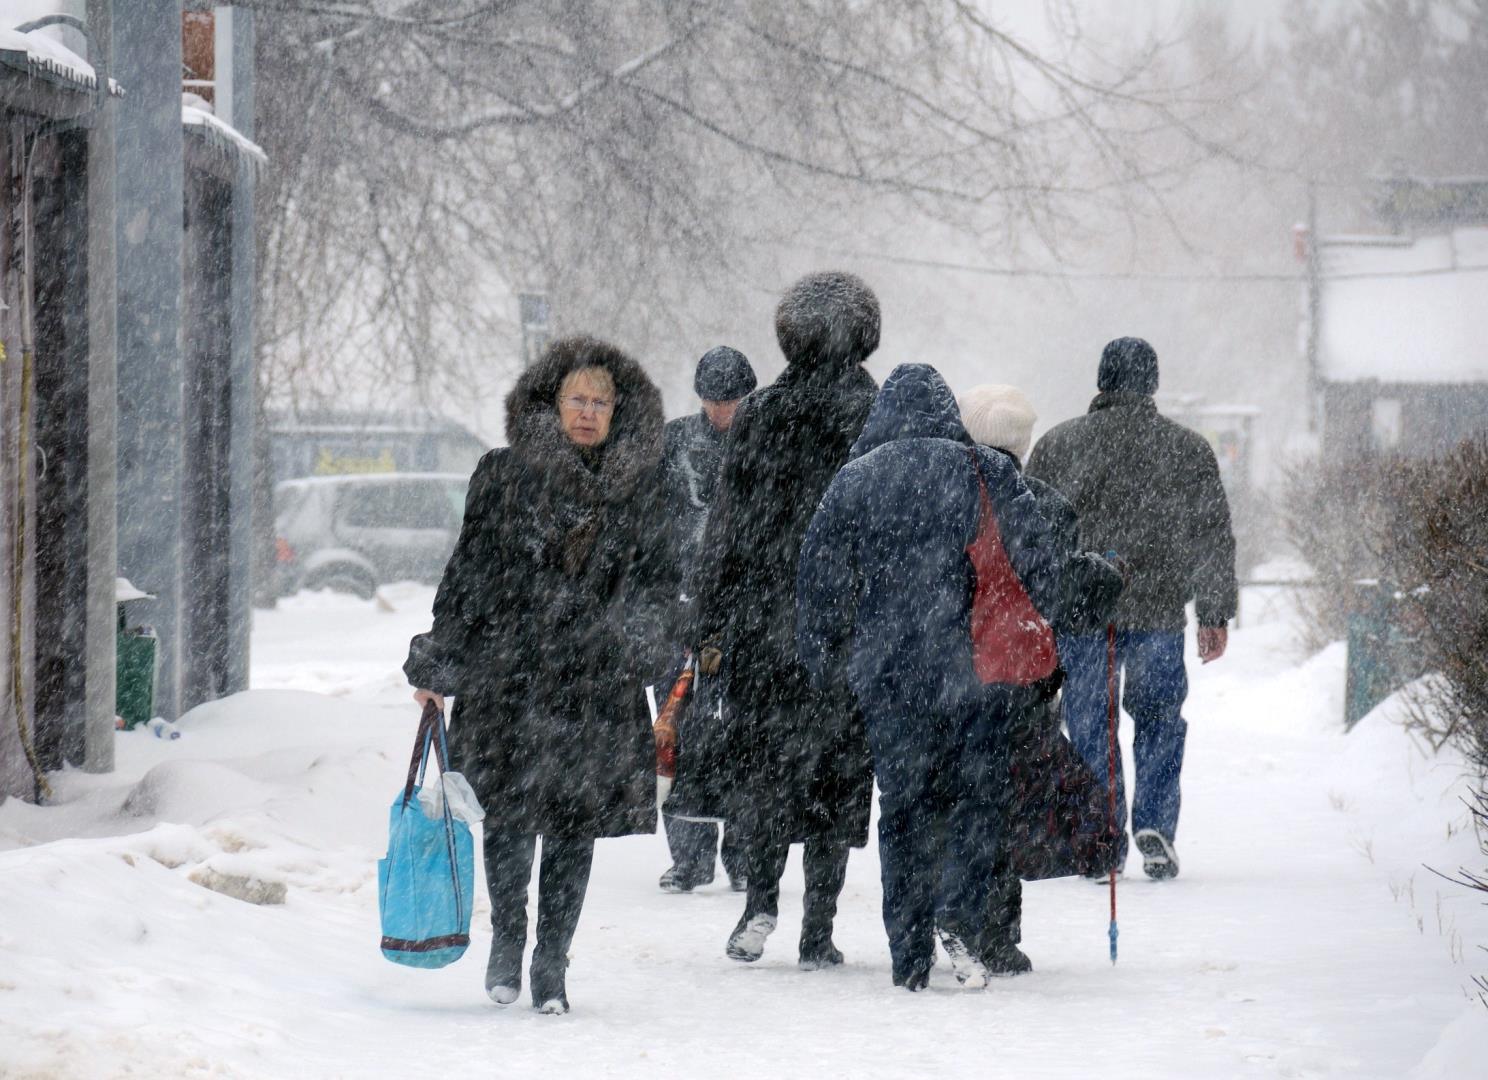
[1322, 380, 1488, 461]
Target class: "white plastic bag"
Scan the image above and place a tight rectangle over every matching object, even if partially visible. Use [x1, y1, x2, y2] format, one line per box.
[417, 770, 485, 826]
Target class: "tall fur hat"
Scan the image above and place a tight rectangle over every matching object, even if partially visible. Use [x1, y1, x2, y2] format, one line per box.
[774, 271, 881, 369]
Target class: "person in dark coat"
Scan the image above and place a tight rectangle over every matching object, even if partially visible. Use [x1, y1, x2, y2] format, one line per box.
[958, 383, 1124, 975]
[684, 270, 880, 970]
[1025, 337, 1238, 880]
[797, 363, 1067, 991]
[404, 336, 676, 1014]
[656, 346, 756, 895]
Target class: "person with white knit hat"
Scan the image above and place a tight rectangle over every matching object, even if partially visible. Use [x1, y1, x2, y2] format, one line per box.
[959, 383, 1039, 464]
[958, 383, 1124, 974]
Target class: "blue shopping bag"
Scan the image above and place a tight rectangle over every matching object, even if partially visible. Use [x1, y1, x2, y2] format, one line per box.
[377, 702, 475, 968]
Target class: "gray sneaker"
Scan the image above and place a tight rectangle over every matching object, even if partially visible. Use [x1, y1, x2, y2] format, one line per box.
[1133, 828, 1180, 880]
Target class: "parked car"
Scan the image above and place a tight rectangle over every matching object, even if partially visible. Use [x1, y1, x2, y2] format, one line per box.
[272, 473, 469, 599]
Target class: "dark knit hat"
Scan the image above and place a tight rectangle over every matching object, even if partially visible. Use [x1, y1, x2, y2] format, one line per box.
[775, 270, 881, 369]
[1097, 337, 1159, 395]
[694, 346, 757, 401]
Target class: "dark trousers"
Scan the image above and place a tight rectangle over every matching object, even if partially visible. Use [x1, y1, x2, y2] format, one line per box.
[870, 690, 1010, 982]
[982, 856, 1022, 954]
[483, 826, 594, 998]
[741, 834, 850, 950]
[663, 814, 746, 884]
[1059, 630, 1188, 859]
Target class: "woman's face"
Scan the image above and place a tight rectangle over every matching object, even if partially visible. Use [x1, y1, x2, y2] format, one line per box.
[556, 367, 615, 447]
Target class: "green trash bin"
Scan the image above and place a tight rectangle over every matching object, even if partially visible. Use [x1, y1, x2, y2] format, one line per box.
[1344, 580, 1424, 731]
[116, 578, 159, 731]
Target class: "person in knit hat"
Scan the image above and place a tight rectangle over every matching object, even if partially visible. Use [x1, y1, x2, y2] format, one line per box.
[958, 383, 1123, 975]
[1026, 338, 1237, 882]
[655, 346, 756, 895]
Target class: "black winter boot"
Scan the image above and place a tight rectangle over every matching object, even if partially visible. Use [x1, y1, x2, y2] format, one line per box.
[797, 839, 849, 970]
[484, 936, 524, 1005]
[529, 949, 570, 1015]
[982, 942, 1033, 976]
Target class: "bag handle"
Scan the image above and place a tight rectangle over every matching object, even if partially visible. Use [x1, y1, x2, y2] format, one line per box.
[402, 699, 446, 809]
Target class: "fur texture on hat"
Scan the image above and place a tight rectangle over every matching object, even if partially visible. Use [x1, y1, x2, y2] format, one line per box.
[1097, 336, 1159, 395]
[959, 383, 1038, 462]
[774, 270, 881, 370]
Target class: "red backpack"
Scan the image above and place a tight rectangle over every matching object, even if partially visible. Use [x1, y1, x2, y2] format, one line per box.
[965, 449, 1058, 685]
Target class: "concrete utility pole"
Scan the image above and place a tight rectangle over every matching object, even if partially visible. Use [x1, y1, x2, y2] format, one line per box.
[85, 0, 119, 771]
[223, 6, 256, 696]
[113, 0, 185, 719]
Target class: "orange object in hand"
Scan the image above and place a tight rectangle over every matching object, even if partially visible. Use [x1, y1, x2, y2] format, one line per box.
[653, 665, 693, 780]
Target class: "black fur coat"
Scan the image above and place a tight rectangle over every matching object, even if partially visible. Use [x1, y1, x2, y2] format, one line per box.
[405, 337, 676, 837]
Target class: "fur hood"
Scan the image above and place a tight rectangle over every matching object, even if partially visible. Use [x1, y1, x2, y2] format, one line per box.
[504, 335, 664, 503]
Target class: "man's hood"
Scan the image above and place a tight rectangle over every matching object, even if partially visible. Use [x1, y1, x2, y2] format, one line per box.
[849, 363, 970, 461]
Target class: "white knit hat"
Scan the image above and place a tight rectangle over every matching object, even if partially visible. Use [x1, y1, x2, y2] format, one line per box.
[959, 384, 1038, 461]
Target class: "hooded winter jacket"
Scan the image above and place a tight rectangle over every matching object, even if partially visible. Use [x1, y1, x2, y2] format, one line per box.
[796, 364, 1064, 716]
[403, 337, 677, 838]
[1026, 392, 1237, 631]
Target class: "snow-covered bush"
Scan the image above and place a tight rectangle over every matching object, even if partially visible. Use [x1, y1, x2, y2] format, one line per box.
[1288, 438, 1488, 996]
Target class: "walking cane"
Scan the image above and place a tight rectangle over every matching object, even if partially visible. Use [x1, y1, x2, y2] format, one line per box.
[1106, 622, 1120, 965]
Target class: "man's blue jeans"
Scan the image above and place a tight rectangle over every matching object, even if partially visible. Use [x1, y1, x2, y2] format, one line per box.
[868, 689, 1010, 983]
[1058, 631, 1188, 860]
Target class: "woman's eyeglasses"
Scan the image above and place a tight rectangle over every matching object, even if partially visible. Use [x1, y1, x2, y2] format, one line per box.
[559, 395, 615, 414]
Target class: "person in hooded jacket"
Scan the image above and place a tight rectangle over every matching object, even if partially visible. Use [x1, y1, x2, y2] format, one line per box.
[1026, 337, 1237, 880]
[797, 364, 1066, 991]
[683, 271, 880, 970]
[404, 336, 676, 1014]
[656, 346, 756, 895]
[957, 383, 1124, 974]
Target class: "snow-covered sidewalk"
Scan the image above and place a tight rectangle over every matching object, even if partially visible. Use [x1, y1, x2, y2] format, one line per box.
[2, 584, 1484, 1078]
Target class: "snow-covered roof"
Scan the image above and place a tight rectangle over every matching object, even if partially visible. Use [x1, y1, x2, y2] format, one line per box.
[1317, 226, 1488, 385]
[0, 24, 96, 91]
[183, 96, 266, 177]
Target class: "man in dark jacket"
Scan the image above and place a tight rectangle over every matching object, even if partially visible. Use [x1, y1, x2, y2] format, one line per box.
[685, 271, 879, 971]
[656, 346, 756, 895]
[959, 383, 1123, 974]
[797, 364, 1066, 991]
[1026, 337, 1238, 880]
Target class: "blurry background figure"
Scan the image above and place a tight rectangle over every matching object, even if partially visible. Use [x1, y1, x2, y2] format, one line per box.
[657, 347, 756, 894]
[1027, 337, 1237, 882]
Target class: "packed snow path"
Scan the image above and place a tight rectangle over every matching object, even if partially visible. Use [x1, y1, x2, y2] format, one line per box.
[2, 584, 1483, 1078]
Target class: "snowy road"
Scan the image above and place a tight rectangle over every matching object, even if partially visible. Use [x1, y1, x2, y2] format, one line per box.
[2, 583, 1484, 1078]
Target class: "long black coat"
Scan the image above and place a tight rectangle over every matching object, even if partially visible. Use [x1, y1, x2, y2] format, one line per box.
[404, 338, 676, 838]
[1026, 391, 1238, 631]
[672, 358, 877, 845]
